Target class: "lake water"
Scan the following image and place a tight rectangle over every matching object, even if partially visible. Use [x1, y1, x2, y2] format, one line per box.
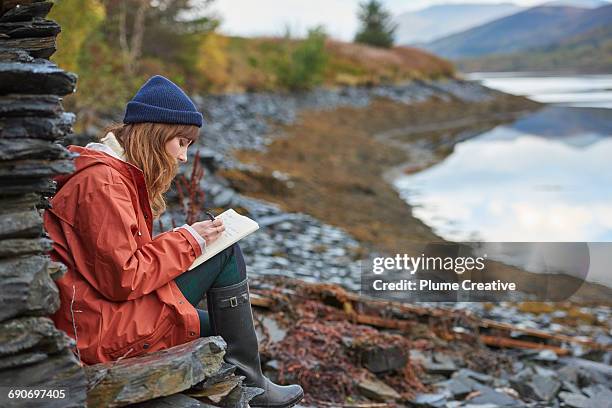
[465, 72, 612, 109]
[392, 73, 612, 287]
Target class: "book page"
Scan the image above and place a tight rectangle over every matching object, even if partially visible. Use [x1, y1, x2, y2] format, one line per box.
[188, 209, 259, 270]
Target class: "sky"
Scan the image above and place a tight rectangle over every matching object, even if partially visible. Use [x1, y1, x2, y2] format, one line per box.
[208, 0, 606, 41]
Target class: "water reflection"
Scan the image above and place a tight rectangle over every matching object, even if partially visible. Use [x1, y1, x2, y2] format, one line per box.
[466, 73, 612, 109]
[394, 107, 612, 243]
[394, 75, 612, 288]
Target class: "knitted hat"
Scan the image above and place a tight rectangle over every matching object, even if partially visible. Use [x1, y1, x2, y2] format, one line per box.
[123, 75, 203, 127]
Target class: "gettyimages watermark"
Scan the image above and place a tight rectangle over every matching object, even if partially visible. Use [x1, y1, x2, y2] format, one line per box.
[360, 242, 600, 302]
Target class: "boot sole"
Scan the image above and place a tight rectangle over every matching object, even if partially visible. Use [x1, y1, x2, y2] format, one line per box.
[249, 388, 305, 408]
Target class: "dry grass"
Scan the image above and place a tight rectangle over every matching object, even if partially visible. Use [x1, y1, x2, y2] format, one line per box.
[325, 40, 455, 84]
[219, 36, 455, 92]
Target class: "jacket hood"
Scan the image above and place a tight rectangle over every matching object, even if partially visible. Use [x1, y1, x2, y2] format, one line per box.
[55, 133, 140, 191]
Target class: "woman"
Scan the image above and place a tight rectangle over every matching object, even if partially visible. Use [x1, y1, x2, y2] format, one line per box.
[43, 75, 303, 407]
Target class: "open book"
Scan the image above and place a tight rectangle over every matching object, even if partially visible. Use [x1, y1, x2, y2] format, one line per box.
[188, 209, 259, 270]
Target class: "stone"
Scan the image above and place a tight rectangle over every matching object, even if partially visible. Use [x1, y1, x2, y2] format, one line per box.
[0, 348, 88, 408]
[590, 388, 612, 408]
[190, 362, 237, 391]
[128, 393, 219, 408]
[356, 377, 401, 401]
[188, 375, 242, 401]
[0, 177, 56, 195]
[0, 209, 43, 239]
[0, 61, 77, 95]
[213, 385, 264, 408]
[45, 261, 66, 282]
[0, 2, 53, 22]
[0, 18, 60, 38]
[212, 189, 235, 207]
[0, 316, 71, 358]
[535, 349, 558, 361]
[531, 374, 561, 401]
[85, 337, 228, 407]
[0, 255, 59, 321]
[353, 341, 408, 374]
[0, 350, 48, 370]
[454, 368, 494, 384]
[582, 384, 610, 398]
[423, 353, 458, 376]
[434, 378, 473, 398]
[0, 138, 74, 160]
[561, 380, 582, 394]
[0, 237, 53, 257]
[0, 35, 56, 58]
[0, 159, 74, 178]
[466, 385, 521, 406]
[0, 192, 40, 212]
[0, 46, 33, 62]
[411, 392, 447, 407]
[558, 391, 590, 408]
[560, 357, 612, 384]
[0, 94, 62, 117]
[0, 113, 75, 139]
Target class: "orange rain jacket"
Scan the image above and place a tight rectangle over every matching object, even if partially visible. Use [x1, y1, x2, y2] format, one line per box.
[43, 141, 204, 364]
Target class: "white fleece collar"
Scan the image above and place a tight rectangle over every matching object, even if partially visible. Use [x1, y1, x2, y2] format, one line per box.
[85, 132, 126, 162]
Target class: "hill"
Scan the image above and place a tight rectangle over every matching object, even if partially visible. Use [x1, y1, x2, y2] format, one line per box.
[220, 37, 455, 92]
[458, 23, 612, 73]
[422, 5, 611, 59]
[394, 3, 522, 45]
[544, 0, 608, 7]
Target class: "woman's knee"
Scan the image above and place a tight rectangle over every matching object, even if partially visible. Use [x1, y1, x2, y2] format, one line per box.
[229, 243, 247, 280]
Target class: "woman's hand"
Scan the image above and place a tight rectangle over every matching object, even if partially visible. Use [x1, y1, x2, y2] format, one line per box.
[190, 218, 225, 245]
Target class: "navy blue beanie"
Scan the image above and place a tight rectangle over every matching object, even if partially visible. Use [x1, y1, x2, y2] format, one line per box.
[123, 75, 203, 127]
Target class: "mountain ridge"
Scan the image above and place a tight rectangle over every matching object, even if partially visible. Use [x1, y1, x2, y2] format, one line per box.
[422, 5, 610, 59]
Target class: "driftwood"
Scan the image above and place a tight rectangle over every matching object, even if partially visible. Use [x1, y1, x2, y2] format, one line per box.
[478, 318, 609, 350]
[479, 335, 571, 355]
[0, 254, 59, 321]
[85, 337, 229, 408]
[250, 276, 612, 354]
[0, 61, 77, 95]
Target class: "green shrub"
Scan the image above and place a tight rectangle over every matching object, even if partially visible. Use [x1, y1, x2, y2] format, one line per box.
[272, 26, 329, 91]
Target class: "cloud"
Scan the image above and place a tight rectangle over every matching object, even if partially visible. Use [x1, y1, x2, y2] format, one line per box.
[211, 0, 360, 41]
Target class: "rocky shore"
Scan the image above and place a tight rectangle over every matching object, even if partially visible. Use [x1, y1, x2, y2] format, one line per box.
[181, 79, 610, 407]
[126, 79, 509, 276]
[76, 77, 612, 407]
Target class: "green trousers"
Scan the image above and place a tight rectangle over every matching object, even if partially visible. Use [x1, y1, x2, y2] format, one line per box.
[174, 243, 246, 336]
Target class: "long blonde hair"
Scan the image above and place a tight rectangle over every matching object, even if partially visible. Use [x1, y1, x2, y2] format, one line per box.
[103, 122, 199, 219]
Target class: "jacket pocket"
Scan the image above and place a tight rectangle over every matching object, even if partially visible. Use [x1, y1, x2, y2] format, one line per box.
[105, 318, 174, 361]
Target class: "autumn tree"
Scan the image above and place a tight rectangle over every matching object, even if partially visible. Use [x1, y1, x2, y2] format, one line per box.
[354, 0, 397, 49]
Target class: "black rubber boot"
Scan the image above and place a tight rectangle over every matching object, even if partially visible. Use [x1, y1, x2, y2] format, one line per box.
[207, 279, 304, 408]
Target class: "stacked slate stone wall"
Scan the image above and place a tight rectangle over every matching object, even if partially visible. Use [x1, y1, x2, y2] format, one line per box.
[0, 0, 87, 406]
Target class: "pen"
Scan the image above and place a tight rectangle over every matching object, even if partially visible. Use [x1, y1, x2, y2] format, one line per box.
[205, 211, 216, 222]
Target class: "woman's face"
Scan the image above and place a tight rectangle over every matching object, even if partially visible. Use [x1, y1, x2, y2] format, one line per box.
[165, 136, 193, 163]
